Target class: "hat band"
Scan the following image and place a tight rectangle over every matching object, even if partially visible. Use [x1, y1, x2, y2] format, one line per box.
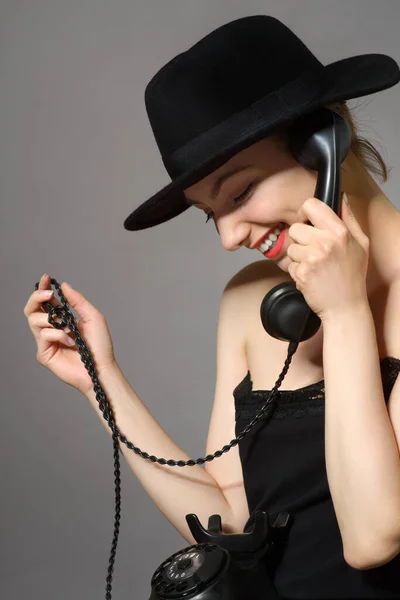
[167, 65, 332, 179]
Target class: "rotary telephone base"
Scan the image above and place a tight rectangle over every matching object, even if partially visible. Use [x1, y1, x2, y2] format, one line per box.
[149, 510, 293, 599]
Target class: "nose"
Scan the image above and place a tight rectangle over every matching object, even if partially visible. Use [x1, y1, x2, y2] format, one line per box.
[216, 219, 251, 252]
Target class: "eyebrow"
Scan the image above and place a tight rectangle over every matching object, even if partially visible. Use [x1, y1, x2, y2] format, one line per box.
[185, 164, 254, 206]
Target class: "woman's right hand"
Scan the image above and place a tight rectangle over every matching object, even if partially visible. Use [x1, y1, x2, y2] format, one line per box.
[24, 274, 117, 396]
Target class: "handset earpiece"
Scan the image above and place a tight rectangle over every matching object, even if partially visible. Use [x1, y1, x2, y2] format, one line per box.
[260, 108, 352, 344]
[287, 107, 351, 213]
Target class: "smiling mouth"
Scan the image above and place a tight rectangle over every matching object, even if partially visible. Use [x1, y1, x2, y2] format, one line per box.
[258, 223, 288, 258]
[253, 222, 286, 250]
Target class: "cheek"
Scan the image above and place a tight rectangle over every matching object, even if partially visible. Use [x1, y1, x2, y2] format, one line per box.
[270, 169, 317, 212]
[296, 167, 319, 195]
[251, 177, 297, 214]
[241, 167, 318, 220]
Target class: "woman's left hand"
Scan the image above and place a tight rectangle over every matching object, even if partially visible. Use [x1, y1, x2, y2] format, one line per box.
[287, 193, 370, 322]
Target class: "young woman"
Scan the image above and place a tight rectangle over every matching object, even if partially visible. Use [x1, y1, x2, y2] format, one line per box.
[24, 15, 400, 597]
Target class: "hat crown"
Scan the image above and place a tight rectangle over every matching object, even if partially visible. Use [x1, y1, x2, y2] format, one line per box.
[144, 16, 323, 167]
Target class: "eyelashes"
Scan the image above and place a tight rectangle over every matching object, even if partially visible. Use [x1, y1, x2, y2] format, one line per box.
[205, 182, 256, 224]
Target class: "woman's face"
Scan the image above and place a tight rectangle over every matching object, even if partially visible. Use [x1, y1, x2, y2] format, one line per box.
[183, 134, 318, 271]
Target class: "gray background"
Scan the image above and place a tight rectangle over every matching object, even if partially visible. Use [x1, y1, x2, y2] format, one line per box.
[2, 1, 400, 598]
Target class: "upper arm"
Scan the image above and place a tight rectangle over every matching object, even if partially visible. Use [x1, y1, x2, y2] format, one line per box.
[384, 280, 400, 458]
[204, 261, 271, 534]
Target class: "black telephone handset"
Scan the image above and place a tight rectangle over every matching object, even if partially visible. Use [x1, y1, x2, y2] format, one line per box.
[36, 108, 351, 599]
[260, 107, 352, 344]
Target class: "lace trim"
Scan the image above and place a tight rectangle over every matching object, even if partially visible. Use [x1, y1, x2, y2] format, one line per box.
[234, 356, 400, 421]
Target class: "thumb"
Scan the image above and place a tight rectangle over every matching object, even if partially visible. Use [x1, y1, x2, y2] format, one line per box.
[60, 281, 102, 323]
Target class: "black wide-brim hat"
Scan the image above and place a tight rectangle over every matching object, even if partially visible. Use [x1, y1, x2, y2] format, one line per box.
[124, 15, 400, 231]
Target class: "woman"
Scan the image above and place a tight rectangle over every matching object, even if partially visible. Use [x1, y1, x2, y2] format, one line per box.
[25, 15, 400, 597]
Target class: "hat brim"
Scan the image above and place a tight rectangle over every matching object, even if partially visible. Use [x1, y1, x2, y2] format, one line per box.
[124, 53, 399, 231]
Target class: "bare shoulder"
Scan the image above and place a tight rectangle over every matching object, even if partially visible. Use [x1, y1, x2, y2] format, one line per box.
[225, 259, 290, 296]
[226, 260, 324, 390]
[224, 259, 291, 319]
[220, 259, 291, 352]
[225, 259, 283, 288]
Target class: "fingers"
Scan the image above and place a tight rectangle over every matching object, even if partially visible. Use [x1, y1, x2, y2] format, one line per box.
[24, 275, 103, 335]
[24, 274, 57, 316]
[39, 326, 76, 348]
[23, 287, 55, 318]
[37, 273, 55, 298]
[24, 274, 70, 342]
[36, 325, 77, 363]
[59, 281, 103, 323]
[38, 272, 49, 291]
[28, 311, 71, 339]
[25, 293, 64, 343]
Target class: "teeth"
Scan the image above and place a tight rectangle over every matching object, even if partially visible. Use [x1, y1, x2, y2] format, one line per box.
[258, 223, 285, 253]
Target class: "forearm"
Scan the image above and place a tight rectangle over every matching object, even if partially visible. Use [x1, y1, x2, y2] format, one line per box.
[322, 301, 400, 565]
[84, 362, 237, 545]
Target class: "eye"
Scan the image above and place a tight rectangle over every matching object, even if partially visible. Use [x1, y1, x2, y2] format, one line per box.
[205, 182, 256, 224]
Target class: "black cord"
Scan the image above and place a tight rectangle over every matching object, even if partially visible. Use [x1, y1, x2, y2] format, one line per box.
[36, 277, 298, 599]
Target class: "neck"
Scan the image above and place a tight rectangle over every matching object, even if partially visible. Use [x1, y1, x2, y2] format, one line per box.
[341, 151, 400, 298]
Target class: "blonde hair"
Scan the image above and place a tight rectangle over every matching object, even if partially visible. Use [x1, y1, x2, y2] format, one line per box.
[275, 100, 392, 183]
[326, 100, 392, 183]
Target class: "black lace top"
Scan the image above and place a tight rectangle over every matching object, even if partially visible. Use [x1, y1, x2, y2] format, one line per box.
[234, 356, 400, 598]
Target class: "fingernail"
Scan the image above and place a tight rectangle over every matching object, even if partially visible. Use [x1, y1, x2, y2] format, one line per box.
[343, 192, 349, 204]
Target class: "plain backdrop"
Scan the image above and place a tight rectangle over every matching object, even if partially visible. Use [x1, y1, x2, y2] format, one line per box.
[1, 1, 400, 598]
